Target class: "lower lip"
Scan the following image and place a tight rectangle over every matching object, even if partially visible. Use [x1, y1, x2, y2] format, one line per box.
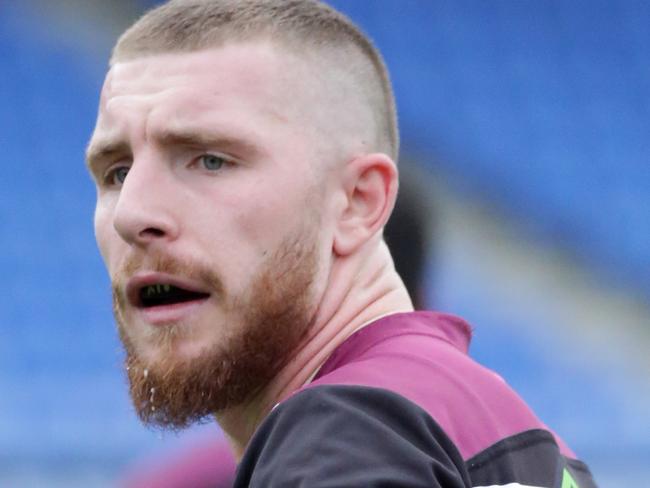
[137, 298, 211, 325]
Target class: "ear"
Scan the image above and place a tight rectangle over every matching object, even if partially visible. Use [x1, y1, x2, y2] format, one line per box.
[333, 153, 398, 256]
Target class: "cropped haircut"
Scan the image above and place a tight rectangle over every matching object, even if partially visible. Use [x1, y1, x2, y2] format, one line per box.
[111, 0, 399, 159]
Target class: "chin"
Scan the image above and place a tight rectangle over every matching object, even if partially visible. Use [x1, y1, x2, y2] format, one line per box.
[138, 332, 218, 367]
[172, 339, 217, 362]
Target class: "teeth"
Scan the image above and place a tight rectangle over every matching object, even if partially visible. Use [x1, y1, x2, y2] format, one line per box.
[144, 284, 172, 297]
[138, 282, 209, 307]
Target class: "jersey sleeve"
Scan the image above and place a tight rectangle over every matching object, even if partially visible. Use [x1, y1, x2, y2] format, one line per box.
[233, 384, 472, 487]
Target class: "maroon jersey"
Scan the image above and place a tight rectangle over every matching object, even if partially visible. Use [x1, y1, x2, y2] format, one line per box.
[235, 312, 597, 487]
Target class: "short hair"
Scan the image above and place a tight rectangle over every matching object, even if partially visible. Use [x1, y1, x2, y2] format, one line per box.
[111, 0, 399, 159]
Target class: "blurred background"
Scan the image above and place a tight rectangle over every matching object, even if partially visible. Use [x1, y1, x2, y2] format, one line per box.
[1, 0, 649, 486]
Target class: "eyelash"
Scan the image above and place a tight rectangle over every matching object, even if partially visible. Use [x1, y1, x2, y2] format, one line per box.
[103, 164, 130, 187]
[192, 153, 233, 172]
[100, 153, 235, 188]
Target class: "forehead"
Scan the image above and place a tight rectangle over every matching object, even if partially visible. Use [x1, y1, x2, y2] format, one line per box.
[98, 41, 308, 133]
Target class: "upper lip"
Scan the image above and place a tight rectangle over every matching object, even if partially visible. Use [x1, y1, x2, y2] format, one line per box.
[125, 272, 211, 307]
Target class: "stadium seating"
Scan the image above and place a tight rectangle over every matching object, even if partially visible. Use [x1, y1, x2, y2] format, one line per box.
[1, 1, 648, 485]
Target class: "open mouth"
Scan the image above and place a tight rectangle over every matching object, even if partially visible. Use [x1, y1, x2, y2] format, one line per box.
[138, 284, 211, 308]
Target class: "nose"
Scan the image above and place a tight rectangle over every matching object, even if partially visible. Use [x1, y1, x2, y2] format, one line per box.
[113, 157, 180, 247]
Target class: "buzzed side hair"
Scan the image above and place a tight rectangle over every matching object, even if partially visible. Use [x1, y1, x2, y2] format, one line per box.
[111, 0, 399, 159]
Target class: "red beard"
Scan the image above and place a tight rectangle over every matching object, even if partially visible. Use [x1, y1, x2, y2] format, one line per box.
[113, 230, 319, 429]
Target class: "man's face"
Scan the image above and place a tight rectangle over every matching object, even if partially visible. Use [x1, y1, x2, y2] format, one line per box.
[87, 42, 331, 427]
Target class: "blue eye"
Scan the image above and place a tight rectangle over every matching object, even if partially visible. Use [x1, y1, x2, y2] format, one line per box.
[200, 154, 226, 171]
[107, 166, 129, 186]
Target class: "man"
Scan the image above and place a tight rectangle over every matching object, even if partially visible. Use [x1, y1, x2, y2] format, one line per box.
[86, 1, 597, 486]
[120, 171, 433, 488]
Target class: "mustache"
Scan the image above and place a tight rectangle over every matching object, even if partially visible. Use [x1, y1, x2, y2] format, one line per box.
[112, 250, 225, 306]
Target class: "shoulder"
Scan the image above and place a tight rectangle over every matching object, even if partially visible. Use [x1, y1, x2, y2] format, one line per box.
[236, 312, 599, 487]
[234, 384, 471, 487]
[307, 311, 573, 460]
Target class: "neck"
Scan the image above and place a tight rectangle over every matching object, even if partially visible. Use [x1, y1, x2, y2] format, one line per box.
[216, 237, 413, 459]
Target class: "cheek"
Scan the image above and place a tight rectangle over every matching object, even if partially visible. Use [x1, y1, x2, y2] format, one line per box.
[240, 178, 313, 240]
[93, 198, 116, 268]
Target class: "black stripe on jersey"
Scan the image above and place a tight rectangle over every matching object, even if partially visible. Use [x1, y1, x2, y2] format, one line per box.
[235, 385, 472, 487]
[466, 429, 597, 488]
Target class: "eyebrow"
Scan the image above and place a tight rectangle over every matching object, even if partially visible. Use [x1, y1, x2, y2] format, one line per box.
[155, 129, 262, 159]
[85, 128, 262, 174]
[85, 138, 131, 175]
